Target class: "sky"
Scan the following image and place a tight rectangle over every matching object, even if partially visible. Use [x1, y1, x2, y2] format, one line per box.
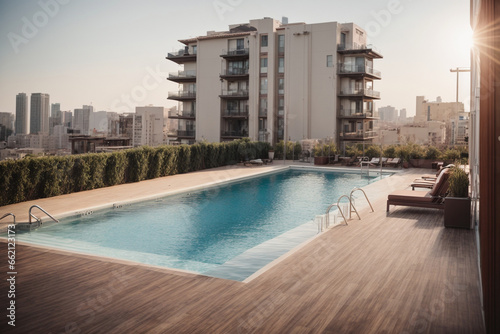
[0, 0, 472, 117]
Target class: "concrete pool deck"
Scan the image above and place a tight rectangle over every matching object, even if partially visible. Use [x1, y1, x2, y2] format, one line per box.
[0, 163, 485, 333]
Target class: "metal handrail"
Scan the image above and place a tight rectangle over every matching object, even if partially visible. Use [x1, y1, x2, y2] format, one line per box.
[29, 205, 59, 224]
[325, 195, 360, 227]
[0, 213, 15, 225]
[350, 188, 374, 213]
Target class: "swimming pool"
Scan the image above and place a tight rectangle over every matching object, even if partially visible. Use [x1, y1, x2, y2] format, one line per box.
[11, 168, 385, 281]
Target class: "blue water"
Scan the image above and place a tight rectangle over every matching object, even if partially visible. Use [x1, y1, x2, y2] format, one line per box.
[12, 169, 382, 279]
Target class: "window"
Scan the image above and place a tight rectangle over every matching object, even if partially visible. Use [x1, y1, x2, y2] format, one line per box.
[340, 32, 346, 49]
[192, 45, 197, 54]
[278, 78, 284, 95]
[261, 35, 268, 47]
[278, 35, 285, 52]
[278, 98, 284, 115]
[260, 58, 268, 73]
[260, 78, 268, 94]
[326, 55, 333, 67]
[260, 98, 267, 116]
[278, 57, 284, 73]
[236, 38, 244, 50]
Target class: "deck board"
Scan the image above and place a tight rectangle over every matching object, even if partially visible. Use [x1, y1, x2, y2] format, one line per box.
[0, 168, 485, 333]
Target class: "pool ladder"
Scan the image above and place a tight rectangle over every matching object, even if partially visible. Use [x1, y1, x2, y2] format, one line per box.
[322, 188, 374, 230]
[0, 205, 58, 230]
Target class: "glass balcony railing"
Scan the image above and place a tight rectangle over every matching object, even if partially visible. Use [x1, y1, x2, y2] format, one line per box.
[221, 68, 249, 76]
[220, 90, 249, 98]
[168, 70, 196, 80]
[338, 89, 380, 98]
[221, 130, 248, 137]
[221, 48, 249, 57]
[222, 109, 249, 117]
[339, 130, 378, 139]
[337, 64, 381, 78]
[168, 110, 195, 118]
[338, 109, 377, 118]
[168, 91, 196, 99]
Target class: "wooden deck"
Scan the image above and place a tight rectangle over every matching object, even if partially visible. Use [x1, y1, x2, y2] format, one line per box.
[0, 168, 485, 333]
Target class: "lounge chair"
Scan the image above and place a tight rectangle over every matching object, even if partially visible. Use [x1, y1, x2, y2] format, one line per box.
[381, 157, 389, 166]
[368, 157, 380, 166]
[346, 156, 358, 166]
[420, 164, 455, 180]
[244, 159, 264, 166]
[387, 168, 451, 212]
[386, 158, 401, 167]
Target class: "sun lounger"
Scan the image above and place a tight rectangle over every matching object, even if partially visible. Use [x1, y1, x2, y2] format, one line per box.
[385, 158, 401, 167]
[420, 164, 455, 180]
[368, 157, 379, 166]
[387, 168, 451, 212]
[381, 157, 389, 166]
[244, 159, 264, 166]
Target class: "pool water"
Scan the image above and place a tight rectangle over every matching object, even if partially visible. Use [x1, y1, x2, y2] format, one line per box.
[13, 169, 382, 280]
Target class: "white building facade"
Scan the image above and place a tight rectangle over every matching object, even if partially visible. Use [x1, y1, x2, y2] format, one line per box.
[167, 17, 382, 145]
[133, 106, 165, 147]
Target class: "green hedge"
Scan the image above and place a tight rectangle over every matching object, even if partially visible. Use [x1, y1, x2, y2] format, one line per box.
[0, 140, 270, 206]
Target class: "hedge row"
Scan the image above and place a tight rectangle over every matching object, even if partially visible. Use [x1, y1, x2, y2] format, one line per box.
[0, 139, 270, 206]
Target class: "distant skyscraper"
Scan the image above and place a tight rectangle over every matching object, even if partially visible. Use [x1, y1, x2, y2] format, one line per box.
[74, 105, 93, 135]
[15, 93, 29, 134]
[51, 103, 61, 118]
[30, 93, 50, 134]
[399, 108, 407, 122]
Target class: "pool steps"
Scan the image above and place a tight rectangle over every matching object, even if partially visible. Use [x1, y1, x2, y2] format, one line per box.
[321, 187, 374, 231]
[0, 205, 59, 231]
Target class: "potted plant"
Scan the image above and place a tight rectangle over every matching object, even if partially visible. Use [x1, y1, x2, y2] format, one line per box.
[268, 147, 275, 161]
[313, 143, 328, 165]
[444, 166, 472, 229]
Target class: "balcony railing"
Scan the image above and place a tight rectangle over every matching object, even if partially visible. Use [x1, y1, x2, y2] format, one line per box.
[338, 89, 380, 99]
[169, 130, 195, 138]
[220, 90, 249, 98]
[222, 109, 249, 117]
[221, 68, 249, 76]
[220, 48, 249, 57]
[337, 64, 381, 78]
[166, 49, 197, 63]
[339, 109, 377, 118]
[168, 70, 196, 81]
[221, 130, 248, 138]
[337, 43, 383, 58]
[168, 110, 195, 118]
[168, 91, 196, 100]
[339, 130, 378, 140]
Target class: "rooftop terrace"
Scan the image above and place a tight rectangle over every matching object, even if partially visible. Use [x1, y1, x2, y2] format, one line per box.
[0, 164, 484, 333]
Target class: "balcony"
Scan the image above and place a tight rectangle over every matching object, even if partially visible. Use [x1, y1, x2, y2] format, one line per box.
[221, 130, 248, 139]
[222, 109, 249, 118]
[167, 130, 195, 138]
[337, 64, 381, 79]
[220, 68, 249, 80]
[338, 88, 380, 99]
[337, 43, 383, 59]
[220, 48, 249, 59]
[166, 49, 197, 64]
[338, 109, 378, 119]
[167, 70, 196, 83]
[339, 130, 378, 141]
[219, 89, 249, 100]
[168, 91, 196, 101]
[168, 110, 195, 119]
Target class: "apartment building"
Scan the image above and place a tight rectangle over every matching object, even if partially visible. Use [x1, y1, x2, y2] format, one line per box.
[166, 17, 382, 145]
[415, 96, 466, 145]
[133, 106, 165, 147]
[73, 105, 93, 135]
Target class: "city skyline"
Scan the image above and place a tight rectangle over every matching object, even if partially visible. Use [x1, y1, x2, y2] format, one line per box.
[0, 0, 471, 116]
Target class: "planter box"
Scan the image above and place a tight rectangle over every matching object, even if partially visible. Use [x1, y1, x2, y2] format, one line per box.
[314, 156, 328, 165]
[409, 159, 455, 168]
[444, 197, 472, 229]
